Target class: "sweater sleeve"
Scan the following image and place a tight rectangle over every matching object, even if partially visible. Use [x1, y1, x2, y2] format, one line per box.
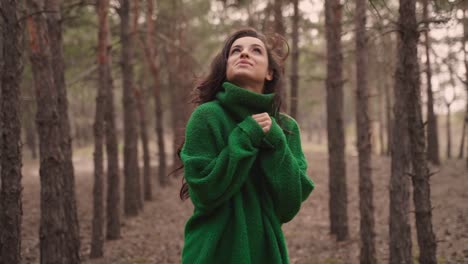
[181, 105, 265, 213]
[260, 116, 315, 223]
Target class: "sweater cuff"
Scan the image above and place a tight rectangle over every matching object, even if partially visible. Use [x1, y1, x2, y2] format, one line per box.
[264, 118, 286, 146]
[238, 116, 265, 147]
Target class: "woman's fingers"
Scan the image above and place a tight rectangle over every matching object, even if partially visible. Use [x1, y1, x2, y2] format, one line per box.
[252, 112, 271, 133]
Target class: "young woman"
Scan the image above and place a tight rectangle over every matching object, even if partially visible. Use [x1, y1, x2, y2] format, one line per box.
[179, 28, 315, 264]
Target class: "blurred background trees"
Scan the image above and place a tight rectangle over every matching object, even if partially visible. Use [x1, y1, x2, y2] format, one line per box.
[1, 0, 467, 263]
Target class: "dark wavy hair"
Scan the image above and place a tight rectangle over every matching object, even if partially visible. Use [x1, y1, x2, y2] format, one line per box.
[178, 28, 289, 200]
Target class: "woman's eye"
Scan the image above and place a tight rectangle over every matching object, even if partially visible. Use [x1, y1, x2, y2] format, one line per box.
[253, 48, 262, 54]
[231, 48, 240, 54]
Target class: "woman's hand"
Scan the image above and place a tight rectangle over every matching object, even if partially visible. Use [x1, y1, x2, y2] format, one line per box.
[252, 113, 272, 133]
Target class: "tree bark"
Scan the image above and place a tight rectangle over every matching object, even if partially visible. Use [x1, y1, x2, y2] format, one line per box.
[44, 1, 81, 261]
[104, 33, 121, 240]
[355, 0, 377, 262]
[405, 0, 438, 261]
[119, 0, 141, 216]
[131, 0, 144, 210]
[460, 102, 467, 159]
[289, 0, 299, 119]
[90, 0, 109, 257]
[446, 104, 452, 159]
[325, 0, 349, 241]
[423, 0, 440, 165]
[26, 0, 80, 262]
[273, 0, 287, 112]
[389, 0, 414, 263]
[143, 0, 167, 187]
[136, 73, 152, 201]
[0, 0, 23, 262]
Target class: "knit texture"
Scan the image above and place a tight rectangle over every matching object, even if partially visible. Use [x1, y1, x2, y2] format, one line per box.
[181, 82, 315, 264]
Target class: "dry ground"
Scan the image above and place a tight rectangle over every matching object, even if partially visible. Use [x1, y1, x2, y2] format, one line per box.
[19, 146, 468, 264]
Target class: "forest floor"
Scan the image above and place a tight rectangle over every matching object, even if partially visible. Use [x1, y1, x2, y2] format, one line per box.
[20, 145, 468, 264]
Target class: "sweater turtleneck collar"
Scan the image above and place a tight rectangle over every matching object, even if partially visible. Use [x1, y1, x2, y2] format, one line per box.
[216, 82, 276, 121]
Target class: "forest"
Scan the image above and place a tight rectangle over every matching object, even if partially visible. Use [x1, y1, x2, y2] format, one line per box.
[0, 0, 467, 263]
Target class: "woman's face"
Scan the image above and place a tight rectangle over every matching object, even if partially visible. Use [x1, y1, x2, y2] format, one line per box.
[226, 37, 273, 89]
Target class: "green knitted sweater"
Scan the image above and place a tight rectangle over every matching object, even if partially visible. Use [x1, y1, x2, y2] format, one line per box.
[181, 82, 315, 264]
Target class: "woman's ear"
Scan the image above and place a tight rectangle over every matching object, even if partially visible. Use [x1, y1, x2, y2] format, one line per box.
[266, 70, 273, 81]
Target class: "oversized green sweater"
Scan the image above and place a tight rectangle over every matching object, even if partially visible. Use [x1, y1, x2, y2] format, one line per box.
[181, 82, 315, 264]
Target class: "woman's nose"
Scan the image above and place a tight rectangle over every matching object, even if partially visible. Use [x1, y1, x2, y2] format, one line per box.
[240, 50, 249, 58]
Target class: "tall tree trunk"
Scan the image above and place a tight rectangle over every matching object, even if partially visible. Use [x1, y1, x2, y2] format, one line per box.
[119, 0, 141, 216]
[26, 0, 80, 262]
[423, 0, 440, 165]
[131, 0, 144, 210]
[136, 73, 152, 201]
[0, 0, 23, 262]
[460, 105, 467, 159]
[90, 0, 109, 257]
[45, 1, 81, 260]
[405, 0, 438, 261]
[167, 0, 182, 171]
[289, 0, 299, 119]
[274, 0, 287, 112]
[355, 0, 376, 262]
[144, 0, 167, 187]
[464, 7, 468, 169]
[104, 29, 121, 240]
[389, 0, 414, 263]
[446, 104, 452, 159]
[325, 0, 349, 241]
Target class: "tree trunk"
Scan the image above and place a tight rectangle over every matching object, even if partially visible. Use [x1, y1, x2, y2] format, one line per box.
[355, 0, 377, 262]
[104, 33, 121, 240]
[25, 115, 38, 159]
[45, 1, 81, 261]
[289, 0, 299, 119]
[131, 0, 144, 210]
[144, 0, 167, 187]
[119, 0, 141, 216]
[446, 104, 452, 159]
[423, 0, 440, 165]
[325, 0, 349, 241]
[136, 73, 152, 201]
[26, 0, 80, 262]
[273, 0, 287, 112]
[464, 7, 468, 168]
[460, 104, 467, 159]
[90, 0, 109, 257]
[0, 0, 23, 262]
[405, 0, 437, 261]
[389, 1, 414, 263]
[167, 0, 182, 171]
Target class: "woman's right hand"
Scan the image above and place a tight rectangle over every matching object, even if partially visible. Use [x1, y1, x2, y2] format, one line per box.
[252, 112, 272, 133]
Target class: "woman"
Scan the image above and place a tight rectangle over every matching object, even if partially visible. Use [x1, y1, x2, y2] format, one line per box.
[179, 28, 315, 264]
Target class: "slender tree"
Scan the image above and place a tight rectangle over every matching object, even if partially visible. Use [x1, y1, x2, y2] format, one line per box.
[26, 0, 80, 262]
[325, 0, 349, 241]
[45, 0, 81, 260]
[289, 0, 299, 119]
[131, 0, 144, 209]
[406, 0, 438, 261]
[354, 0, 376, 262]
[443, 62, 458, 160]
[136, 71, 152, 200]
[423, 0, 440, 165]
[90, 0, 109, 257]
[273, 0, 287, 111]
[0, 0, 23, 262]
[389, 0, 414, 262]
[143, 0, 167, 187]
[104, 20, 121, 240]
[119, 0, 141, 216]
